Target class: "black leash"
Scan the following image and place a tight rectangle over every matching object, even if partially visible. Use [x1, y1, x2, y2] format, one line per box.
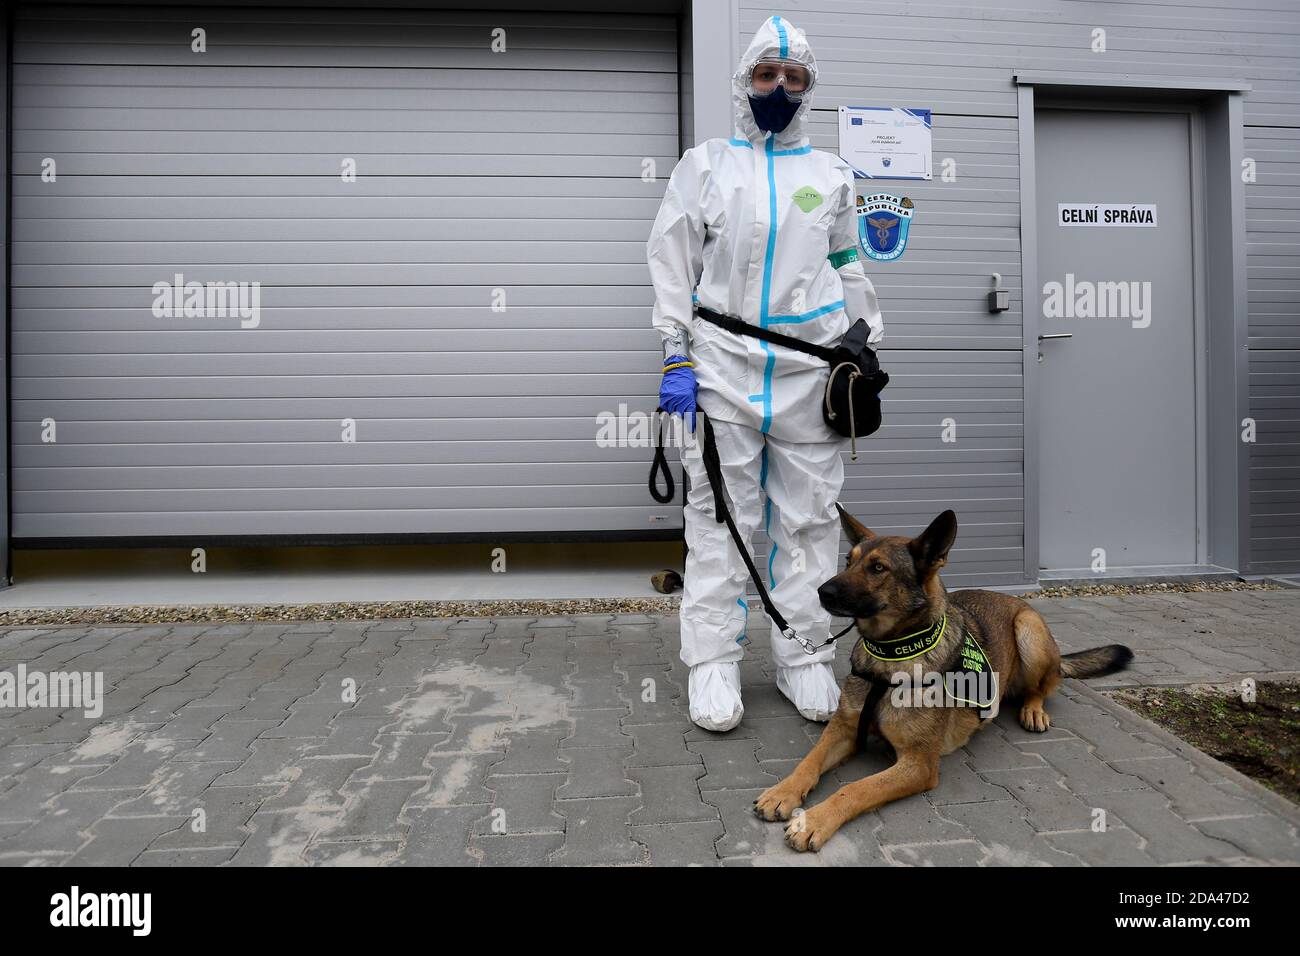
[648, 389, 858, 652]
[697, 410, 855, 655]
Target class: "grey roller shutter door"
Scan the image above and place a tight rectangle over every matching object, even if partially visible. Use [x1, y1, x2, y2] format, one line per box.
[11, 4, 680, 538]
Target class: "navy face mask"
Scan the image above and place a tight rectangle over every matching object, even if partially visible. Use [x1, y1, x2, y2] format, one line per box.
[748, 85, 802, 134]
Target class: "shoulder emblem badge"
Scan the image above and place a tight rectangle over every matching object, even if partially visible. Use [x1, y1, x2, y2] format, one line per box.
[856, 193, 915, 261]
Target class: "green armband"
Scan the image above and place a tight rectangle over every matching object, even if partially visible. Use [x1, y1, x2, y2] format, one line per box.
[828, 247, 859, 269]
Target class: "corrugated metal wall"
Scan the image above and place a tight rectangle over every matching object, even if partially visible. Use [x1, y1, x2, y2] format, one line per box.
[10, 3, 681, 539]
[736, 0, 1300, 583]
[6, 0, 1296, 576]
[1248, 126, 1300, 571]
[738, 3, 1027, 587]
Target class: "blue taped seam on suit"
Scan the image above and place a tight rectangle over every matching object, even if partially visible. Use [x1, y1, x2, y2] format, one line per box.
[768, 299, 846, 324]
[756, 135, 778, 434]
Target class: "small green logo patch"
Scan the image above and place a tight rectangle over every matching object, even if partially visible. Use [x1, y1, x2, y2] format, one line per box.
[792, 186, 824, 213]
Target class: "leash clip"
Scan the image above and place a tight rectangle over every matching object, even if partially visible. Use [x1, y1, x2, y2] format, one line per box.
[785, 627, 818, 655]
[786, 619, 857, 655]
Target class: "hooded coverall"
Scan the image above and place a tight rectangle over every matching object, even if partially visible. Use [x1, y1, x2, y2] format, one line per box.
[646, 15, 885, 721]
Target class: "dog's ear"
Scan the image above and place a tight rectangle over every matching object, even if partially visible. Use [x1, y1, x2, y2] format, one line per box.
[908, 510, 958, 577]
[836, 503, 873, 546]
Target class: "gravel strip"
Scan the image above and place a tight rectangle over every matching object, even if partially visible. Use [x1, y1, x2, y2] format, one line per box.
[0, 580, 1281, 628]
[1021, 580, 1280, 599]
[0, 597, 682, 628]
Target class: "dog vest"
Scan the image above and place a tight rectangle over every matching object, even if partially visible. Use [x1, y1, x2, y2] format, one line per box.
[852, 614, 999, 719]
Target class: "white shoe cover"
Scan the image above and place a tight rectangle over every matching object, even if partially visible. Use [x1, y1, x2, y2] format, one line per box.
[688, 662, 744, 732]
[777, 662, 841, 722]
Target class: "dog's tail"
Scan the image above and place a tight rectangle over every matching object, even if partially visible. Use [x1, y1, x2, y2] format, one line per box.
[1059, 644, 1134, 679]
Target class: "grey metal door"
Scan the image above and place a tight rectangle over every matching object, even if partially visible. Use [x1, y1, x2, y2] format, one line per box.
[10, 5, 678, 539]
[1035, 108, 1198, 570]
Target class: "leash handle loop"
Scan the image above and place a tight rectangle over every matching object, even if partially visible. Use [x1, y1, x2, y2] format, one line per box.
[648, 407, 676, 504]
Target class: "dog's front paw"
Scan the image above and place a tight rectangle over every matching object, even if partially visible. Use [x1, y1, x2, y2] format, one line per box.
[754, 780, 806, 822]
[784, 804, 842, 853]
[1019, 700, 1051, 732]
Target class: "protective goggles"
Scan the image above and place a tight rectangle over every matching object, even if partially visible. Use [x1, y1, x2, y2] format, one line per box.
[747, 58, 814, 96]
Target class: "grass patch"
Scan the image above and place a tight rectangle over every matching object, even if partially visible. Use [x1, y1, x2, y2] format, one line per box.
[1111, 681, 1300, 805]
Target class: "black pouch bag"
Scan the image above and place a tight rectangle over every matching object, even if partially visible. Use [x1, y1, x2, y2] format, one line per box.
[692, 307, 888, 456]
[823, 317, 889, 441]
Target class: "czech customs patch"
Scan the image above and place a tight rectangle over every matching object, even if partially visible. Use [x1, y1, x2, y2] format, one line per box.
[856, 193, 914, 262]
[945, 629, 999, 719]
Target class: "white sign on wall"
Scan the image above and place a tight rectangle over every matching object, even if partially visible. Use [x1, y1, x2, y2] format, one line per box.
[1058, 203, 1158, 227]
[837, 106, 932, 180]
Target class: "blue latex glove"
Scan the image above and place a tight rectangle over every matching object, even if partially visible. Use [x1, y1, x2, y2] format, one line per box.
[659, 354, 698, 432]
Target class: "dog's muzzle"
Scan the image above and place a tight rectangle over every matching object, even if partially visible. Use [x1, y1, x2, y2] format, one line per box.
[817, 579, 878, 619]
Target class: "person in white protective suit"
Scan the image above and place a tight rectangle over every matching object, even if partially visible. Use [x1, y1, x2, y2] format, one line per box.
[646, 15, 885, 731]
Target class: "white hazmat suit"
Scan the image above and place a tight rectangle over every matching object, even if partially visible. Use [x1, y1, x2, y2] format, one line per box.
[646, 16, 885, 730]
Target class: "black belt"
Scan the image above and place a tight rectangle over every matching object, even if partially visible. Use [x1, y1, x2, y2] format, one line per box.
[693, 305, 837, 362]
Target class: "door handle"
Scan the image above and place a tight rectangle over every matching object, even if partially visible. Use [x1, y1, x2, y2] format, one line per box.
[1037, 333, 1073, 341]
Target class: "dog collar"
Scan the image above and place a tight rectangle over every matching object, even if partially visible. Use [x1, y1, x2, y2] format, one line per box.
[858, 613, 948, 662]
[857, 620, 999, 719]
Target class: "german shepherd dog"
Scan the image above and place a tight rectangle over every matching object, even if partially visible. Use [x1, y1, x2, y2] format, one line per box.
[754, 507, 1133, 852]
